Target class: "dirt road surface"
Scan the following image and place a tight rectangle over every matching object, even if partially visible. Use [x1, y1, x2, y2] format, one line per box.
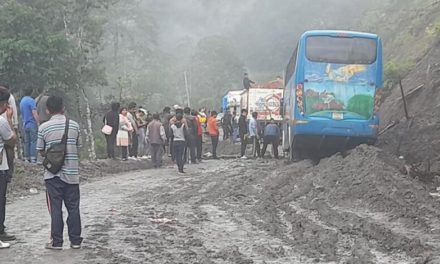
[1, 150, 440, 263]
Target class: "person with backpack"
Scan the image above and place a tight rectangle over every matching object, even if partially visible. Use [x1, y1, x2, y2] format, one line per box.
[36, 95, 83, 250]
[0, 87, 17, 248]
[170, 113, 188, 174]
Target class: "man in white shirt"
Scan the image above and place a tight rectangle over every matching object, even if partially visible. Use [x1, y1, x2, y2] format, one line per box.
[0, 86, 17, 248]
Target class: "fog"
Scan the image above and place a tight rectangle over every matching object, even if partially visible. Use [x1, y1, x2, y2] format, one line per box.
[102, 0, 386, 108]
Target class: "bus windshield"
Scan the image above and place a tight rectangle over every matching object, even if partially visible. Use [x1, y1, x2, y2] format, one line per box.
[306, 36, 377, 65]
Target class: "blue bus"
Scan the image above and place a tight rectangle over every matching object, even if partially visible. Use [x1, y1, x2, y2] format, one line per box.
[281, 30, 383, 160]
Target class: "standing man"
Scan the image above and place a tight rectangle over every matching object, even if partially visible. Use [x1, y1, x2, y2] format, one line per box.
[249, 112, 261, 158]
[0, 87, 17, 247]
[192, 110, 203, 162]
[170, 113, 187, 174]
[128, 102, 138, 160]
[243, 73, 255, 90]
[146, 113, 166, 168]
[207, 111, 219, 159]
[161, 107, 172, 156]
[1, 84, 18, 178]
[37, 96, 83, 250]
[238, 109, 248, 158]
[222, 110, 232, 140]
[20, 87, 39, 163]
[36, 93, 50, 124]
[136, 109, 147, 158]
[261, 118, 281, 159]
[183, 107, 197, 164]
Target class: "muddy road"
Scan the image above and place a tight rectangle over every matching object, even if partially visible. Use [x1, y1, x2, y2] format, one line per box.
[2, 147, 440, 263]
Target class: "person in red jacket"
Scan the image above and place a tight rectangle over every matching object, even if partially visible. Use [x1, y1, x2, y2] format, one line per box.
[207, 111, 219, 159]
[192, 110, 203, 162]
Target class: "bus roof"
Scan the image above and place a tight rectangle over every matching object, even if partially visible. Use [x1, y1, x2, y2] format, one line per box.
[301, 30, 379, 39]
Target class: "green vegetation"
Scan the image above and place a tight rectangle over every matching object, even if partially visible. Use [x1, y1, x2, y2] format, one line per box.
[383, 60, 415, 89]
[1, 0, 440, 158]
[347, 95, 374, 119]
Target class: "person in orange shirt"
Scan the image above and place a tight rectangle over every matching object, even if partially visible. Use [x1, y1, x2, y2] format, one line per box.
[207, 111, 219, 159]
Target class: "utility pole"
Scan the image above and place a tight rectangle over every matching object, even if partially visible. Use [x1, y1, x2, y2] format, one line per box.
[184, 71, 190, 107]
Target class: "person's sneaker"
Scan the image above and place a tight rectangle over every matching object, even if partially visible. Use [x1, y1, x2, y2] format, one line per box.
[240, 155, 248, 160]
[178, 171, 185, 175]
[45, 243, 63, 250]
[0, 240, 10, 249]
[0, 232, 16, 241]
[70, 243, 81, 249]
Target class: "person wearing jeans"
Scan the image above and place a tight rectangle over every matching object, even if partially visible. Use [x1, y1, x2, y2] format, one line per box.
[19, 87, 39, 163]
[261, 119, 281, 159]
[170, 113, 187, 174]
[207, 111, 219, 159]
[23, 127, 38, 162]
[37, 95, 83, 250]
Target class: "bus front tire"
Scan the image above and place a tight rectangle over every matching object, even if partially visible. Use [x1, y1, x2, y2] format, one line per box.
[290, 141, 302, 162]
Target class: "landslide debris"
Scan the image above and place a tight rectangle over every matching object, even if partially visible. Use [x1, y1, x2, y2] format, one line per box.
[251, 145, 440, 263]
[379, 41, 440, 173]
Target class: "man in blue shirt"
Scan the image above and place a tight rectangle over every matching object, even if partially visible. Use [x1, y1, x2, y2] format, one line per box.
[19, 87, 39, 163]
[261, 118, 281, 159]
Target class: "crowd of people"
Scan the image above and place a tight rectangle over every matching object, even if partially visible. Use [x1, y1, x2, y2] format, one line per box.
[0, 85, 281, 250]
[102, 102, 281, 172]
[0, 88, 83, 250]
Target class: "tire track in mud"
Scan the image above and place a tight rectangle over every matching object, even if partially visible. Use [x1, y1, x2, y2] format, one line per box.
[2, 151, 440, 263]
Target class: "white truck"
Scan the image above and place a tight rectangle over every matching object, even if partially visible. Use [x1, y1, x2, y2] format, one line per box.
[240, 78, 284, 121]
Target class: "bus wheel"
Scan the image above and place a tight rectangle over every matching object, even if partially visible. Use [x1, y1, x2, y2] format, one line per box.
[290, 139, 302, 162]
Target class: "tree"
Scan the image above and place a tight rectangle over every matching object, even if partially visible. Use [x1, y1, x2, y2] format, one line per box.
[190, 36, 244, 110]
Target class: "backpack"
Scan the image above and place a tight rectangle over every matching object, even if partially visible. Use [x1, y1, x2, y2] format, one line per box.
[43, 118, 69, 174]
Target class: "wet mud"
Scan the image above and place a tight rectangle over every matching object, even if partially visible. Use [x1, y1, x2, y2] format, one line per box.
[2, 145, 440, 263]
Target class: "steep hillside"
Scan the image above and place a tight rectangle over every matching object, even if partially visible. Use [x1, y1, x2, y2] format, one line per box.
[379, 40, 440, 172]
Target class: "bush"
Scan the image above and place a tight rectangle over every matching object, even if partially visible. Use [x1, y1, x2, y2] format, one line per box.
[383, 60, 415, 90]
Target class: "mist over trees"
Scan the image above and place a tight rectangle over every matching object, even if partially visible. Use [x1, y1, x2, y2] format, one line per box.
[0, 0, 437, 157]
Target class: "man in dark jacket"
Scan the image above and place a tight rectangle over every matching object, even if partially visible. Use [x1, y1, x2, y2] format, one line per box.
[183, 107, 197, 164]
[243, 73, 255, 90]
[103, 102, 120, 159]
[222, 111, 233, 140]
[238, 109, 248, 158]
[261, 118, 281, 159]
